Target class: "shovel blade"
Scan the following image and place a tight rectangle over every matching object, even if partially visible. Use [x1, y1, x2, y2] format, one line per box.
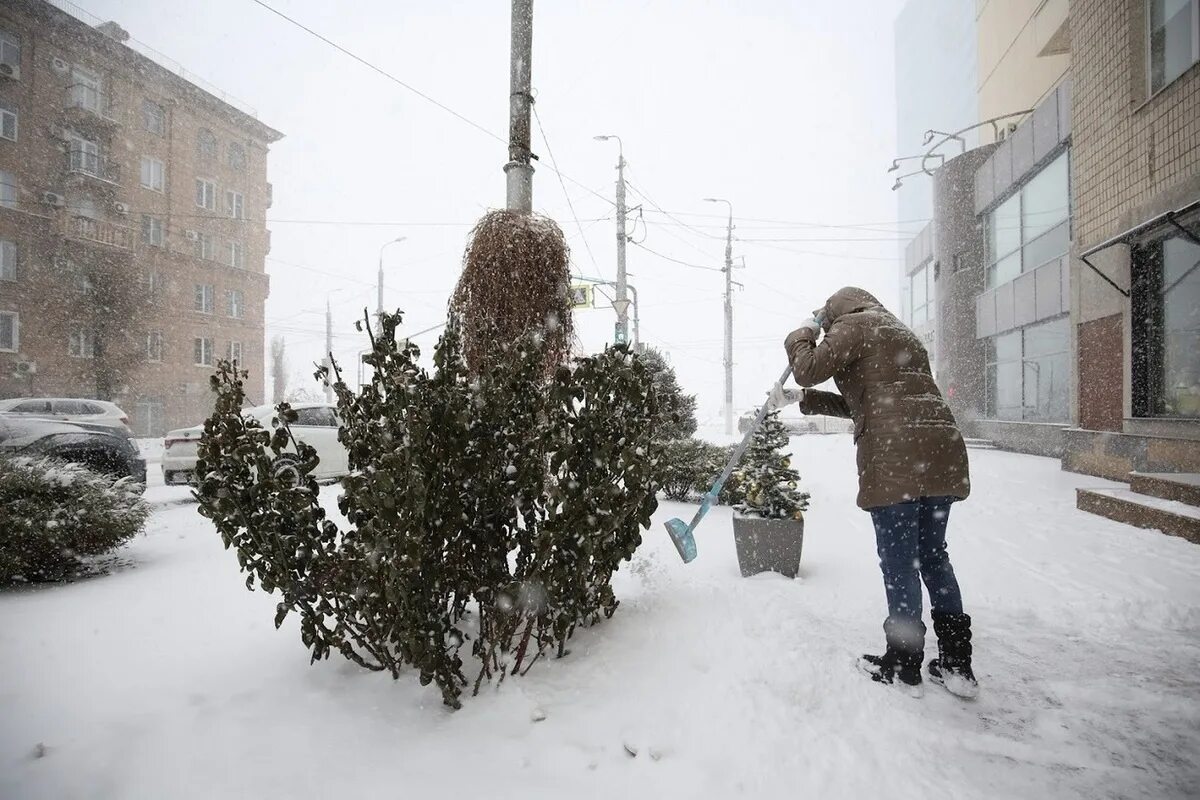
[664, 518, 698, 563]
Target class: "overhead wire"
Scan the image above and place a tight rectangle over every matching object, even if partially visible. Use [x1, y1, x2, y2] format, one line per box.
[532, 104, 604, 279]
[247, 0, 615, 210]
[629, 241, 723, 273]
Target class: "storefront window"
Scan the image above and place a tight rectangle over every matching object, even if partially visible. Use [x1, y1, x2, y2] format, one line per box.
[1136, 232, 1200, 416]
[987, 152, 1071, 288]
[1162, 237, 1200, 415]
[985, 318, 1070, 421]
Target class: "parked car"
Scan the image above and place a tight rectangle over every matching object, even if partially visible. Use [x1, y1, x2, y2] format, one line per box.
[162, 403, 349, 486]
[0, 417, 147, 489]
[0, 397, 132, 432]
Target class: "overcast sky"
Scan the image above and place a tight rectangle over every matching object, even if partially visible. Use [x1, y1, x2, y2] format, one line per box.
[75, 0, 916, 422]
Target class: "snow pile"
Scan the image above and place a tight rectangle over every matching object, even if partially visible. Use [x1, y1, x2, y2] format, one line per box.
[2, 436, 1199, 799]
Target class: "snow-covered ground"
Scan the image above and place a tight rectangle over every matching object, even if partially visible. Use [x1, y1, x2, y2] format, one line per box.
[3, 435, 1199, 799]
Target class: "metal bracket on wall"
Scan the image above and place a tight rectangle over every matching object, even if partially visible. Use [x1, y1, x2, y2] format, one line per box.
[1076, 206, 1200, 299]
[1078, 253, 1130, 298]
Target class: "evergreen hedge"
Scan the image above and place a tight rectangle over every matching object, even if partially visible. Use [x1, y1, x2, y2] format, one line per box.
[196, 313, 662, 708]
[0, 456, 148, 585]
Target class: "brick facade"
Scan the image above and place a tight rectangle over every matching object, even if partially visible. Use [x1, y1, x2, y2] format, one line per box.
[1066, 0, 1200, 465]
[1071, 0, 1200, 252]
[0, 0, 282, 434]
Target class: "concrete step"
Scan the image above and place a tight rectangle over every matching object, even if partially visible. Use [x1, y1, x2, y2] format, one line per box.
[1077, 487, 1200, 544]
[963, 438, 997, 450]
[1129, 472, 1200, 508]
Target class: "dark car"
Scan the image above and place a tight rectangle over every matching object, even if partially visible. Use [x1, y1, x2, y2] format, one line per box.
[0, 417, 147, 489]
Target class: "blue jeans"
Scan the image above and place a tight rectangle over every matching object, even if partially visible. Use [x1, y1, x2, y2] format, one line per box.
[869, 497, 964, 622]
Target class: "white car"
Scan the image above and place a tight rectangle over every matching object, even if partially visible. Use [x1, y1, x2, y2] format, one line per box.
[162, 403, 349, 486]
[0, 397, 132, 432]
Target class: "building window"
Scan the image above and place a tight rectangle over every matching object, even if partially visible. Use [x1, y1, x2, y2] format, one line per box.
[985, 316, 1070, 422]
[146, 269, 163, 299]
[909, 262, 934, 327]
[987, 152, 1070, 289]
[0, 310, 16, 351]
[194, 283, 214, 313]
[68, 136, 102, 176]
[197, 128, 218, 159]
[194, 337, 214, 366]
[0, 100, 16, 142]
[141, 214, 164, 247]
[227, 340, 243, 364]
[140, 157, 165, 192]
[195, 232, 216, 261]
[226, 190, 244, 220]
[228, 240, 244, 269]
[196, 178, 217, 210]
[134, 398, 165, 437]
[1132, 232, 1200, 416]
[68, 66, 104, 115]
[142, 99, 165, 136]
[1148, 0, 1200, 94]
[228, 142, 246, 169]
[0, 169, 15, 208]
[0, 239, 15, 281]
[0, 29, 20, 72]
[228, 288, 244, 318]
[146, 331, 163, 362]
[71, 263, 94, 294]
[69, 327, 96, 359]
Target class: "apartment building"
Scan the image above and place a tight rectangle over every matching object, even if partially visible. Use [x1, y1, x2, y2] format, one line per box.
[0, 0, 282, 435]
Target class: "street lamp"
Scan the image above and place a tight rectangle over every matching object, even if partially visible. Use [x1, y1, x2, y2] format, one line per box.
[377, 236, 407, 333]
[703, 197, 735, 436]
[593, 134, 630, 345]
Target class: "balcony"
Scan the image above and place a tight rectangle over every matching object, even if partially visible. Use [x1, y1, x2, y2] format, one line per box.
[64, 84, 119, 127]
[64, 215, 135, 252]
[66, 148, 121, 185]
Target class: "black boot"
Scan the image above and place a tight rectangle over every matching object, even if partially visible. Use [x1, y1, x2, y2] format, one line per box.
[857, 616, 925, 696]
[928, 612, 979, 699]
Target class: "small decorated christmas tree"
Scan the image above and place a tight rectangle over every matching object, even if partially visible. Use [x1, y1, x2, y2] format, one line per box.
[733, 410, 809, 520]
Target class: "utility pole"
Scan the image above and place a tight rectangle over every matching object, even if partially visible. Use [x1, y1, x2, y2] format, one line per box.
[504, 0, 534, 213]
[324, 298, 333, 403]
[594, 135, 629, 345]
[705, 197, 735, 436]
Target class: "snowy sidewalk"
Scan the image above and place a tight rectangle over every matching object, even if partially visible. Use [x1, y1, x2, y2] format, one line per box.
[2, 435, 1199, 799]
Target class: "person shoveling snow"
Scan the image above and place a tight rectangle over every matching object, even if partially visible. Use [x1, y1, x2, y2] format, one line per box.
[778, 286, 978, 699]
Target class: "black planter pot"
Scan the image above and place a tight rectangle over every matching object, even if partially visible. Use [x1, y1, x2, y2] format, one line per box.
[732, 516, 804, 578]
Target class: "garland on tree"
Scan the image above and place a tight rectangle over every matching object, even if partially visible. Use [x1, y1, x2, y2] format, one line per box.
[195, 311, 661, 708]
[732, 410, 810, 520]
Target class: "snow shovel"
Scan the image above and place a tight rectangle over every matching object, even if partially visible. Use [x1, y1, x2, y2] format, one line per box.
[665, 364, 795, 563]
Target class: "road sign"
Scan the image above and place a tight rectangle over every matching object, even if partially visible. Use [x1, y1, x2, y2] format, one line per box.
[614, 325, 628, 345]
[612, 299, 632, 318]
[569, 284, 594, 309]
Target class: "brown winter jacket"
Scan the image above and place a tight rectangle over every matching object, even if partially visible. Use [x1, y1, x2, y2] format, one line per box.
[785, 286, 970, 510]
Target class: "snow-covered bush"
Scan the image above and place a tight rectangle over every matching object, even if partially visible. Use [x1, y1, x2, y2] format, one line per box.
[638, 346, 698, 441]
[196, 312, 661, 708]
[656, 439, 746, 504]
[732, 410, 809, 520]
[658, 439, 710, 500]
[0, 456, 148, 585]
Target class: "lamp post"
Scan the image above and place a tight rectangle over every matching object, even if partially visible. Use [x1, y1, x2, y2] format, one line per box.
[593, 134, 629, 345]
[377, 236, 407, 334]
[704, 197, 734, 436]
